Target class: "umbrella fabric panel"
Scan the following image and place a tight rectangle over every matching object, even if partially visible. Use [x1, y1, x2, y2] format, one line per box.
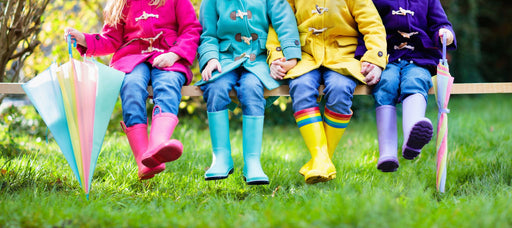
[21, 64, 80, 182]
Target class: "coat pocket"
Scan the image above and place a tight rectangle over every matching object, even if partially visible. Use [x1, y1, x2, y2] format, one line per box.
[335, 36, 357, 47]
[219, 41, 233, 60]
[219, 41, 232, 52]
[163, 36, 177, 48]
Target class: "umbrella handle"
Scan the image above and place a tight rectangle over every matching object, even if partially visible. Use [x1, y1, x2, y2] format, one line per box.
[67, 34, 77, 57]
[442, 31, 447, 65]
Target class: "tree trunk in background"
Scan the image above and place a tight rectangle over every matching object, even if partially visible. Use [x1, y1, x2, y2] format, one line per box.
[0, 0, 50, 84]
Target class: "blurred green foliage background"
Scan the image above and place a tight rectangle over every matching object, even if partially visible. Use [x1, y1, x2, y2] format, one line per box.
[8, 0, 512, 121]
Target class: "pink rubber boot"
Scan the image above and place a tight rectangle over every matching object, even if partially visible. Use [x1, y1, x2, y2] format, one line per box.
[142, 106, 183, 168]
[122, 122, 165, 180]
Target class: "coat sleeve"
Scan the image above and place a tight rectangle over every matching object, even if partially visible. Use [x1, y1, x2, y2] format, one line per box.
[197, 0, 220, 71]
[428, 0, 457, 50]
[265, 27, 283, 65]
[77, 23, 124, 57]
[170, 0, 202, 66]
[349, 0, 388, 69]
[266, 0, 300, 64]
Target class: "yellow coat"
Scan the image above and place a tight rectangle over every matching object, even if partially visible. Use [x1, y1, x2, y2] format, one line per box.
[266, 0, 387, 83]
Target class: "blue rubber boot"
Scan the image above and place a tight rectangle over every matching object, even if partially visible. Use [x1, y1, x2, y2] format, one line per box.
[242, 115, 269, 185]
[205, 110, 234, 180]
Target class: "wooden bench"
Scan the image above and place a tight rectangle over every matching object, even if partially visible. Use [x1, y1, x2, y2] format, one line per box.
[1, 82, 512, 96]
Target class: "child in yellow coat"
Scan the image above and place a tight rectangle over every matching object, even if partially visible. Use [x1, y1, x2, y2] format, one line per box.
[267, 0, 387, 184]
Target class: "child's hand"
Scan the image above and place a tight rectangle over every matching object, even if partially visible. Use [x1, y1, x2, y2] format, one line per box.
[270, 58, 297, 80]
[64, 27, 86, 47]
[201, 59, 222, 81]
[153, 52, 180, 68]
[439, 28, 454, 46]
[361, 61, 382, 86]
[270, 60, 286, 80]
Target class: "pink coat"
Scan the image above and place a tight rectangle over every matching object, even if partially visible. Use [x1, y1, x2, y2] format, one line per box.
[77, 0, 202, 84]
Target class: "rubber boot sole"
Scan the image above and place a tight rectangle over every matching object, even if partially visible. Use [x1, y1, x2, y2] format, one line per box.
[205, 168, 234, 181]
[142, 139, 183, 168]
[138, 164, 166, 180]
[403, 120, 433, 160]
[300, 168, 336, 181]
[305, 170, 336, 184]
[243, 176, 270, 185]
[377, 160, 399, 172]
[299, 161, 336, 180]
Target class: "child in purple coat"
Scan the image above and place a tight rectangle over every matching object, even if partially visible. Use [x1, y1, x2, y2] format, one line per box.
[367, 0, 457, 172]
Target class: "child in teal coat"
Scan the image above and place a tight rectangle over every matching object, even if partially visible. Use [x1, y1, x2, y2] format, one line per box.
[196, 0, 301, 185]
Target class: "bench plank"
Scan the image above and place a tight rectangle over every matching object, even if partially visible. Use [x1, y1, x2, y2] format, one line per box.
[2, 82, 512, 96]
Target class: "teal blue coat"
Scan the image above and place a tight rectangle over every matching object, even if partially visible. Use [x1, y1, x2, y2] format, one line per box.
[195, 0, 301, 90]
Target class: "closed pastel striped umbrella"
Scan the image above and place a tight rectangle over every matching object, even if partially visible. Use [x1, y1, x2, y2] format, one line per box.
[22, 37, 124, 199]
[432, 35, 454, 193]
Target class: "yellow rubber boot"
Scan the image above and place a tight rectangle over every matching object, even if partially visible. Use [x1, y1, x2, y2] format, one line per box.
[295, 107, 335, 184]
[299, 108, 352, 177]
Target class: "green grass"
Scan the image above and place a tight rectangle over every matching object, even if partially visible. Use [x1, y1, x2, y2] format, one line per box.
[1, 94, 512, 227]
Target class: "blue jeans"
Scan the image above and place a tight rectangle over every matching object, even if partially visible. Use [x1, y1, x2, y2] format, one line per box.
[373, 60, 432, 107]
[120, 62, 186, 127]
[201, 68, 265, 116]
[289, 67, 357, 114]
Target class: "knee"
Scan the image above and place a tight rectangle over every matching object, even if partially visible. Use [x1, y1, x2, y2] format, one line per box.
[239, 81, 263, 98]
[121, 81, 148, 101]
[290, 77, 317, 91]
[290, 80, 319, 102]
[153, 72, 185, 93]
[323, 81, 355, 113]
[161, 72, 186, 87]
[379, 73, 396, 86]
[325, 92, 353, 111]
[206, 80, 232, 92]
[238, 85, 264, 113]
[373, 84, 399, 106]
[122, 75, 146, 91]
[202, 82, 231, 103]
[402, 76, 432, 95]
[325, 82, 354, 98]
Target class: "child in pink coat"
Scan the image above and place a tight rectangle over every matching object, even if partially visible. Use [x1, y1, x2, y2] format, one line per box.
[66, 0, 201, 180]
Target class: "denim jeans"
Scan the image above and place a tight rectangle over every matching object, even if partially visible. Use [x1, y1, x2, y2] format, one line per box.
[201, 67, 265, 116]
[289, 67, 357, 114]
[120, 62, 186, 127]
[372, 60, 432, 107]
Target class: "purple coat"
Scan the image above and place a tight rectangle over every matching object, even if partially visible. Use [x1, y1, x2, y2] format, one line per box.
[356, 0, 457, 72]
[77, 0, 202, 85]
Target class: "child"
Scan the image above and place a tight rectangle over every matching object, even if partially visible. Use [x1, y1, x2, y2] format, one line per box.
[65, 0, 202, 180]
[267, 0, 387, 184]
[369, 0, 456, 172]
[196, 0, 301, 185]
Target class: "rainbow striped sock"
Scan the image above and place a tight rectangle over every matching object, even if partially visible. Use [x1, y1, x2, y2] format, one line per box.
[294, 107, 322, 127]
[323, 108, 352, 129]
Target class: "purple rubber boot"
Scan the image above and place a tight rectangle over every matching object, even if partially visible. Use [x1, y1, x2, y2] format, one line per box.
[402, 94, 433, 160]
[376, 105, 399, 172]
